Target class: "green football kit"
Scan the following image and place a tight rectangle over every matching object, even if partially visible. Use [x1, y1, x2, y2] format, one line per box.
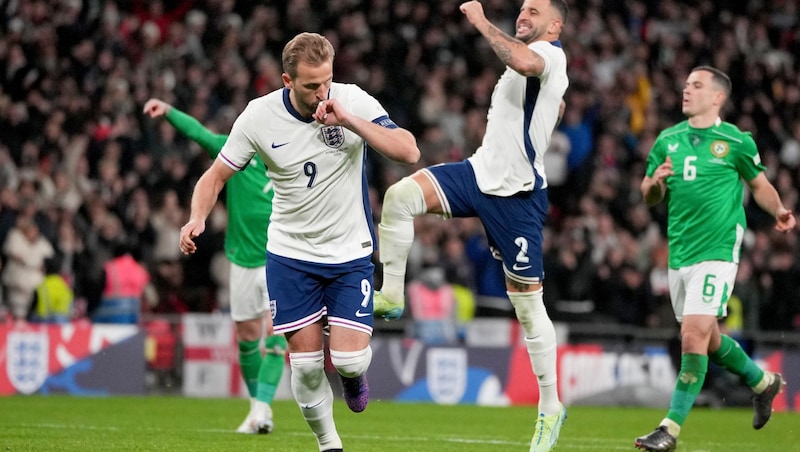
[646, 119, 765, 269]
[165, 107, 285, 431]
[645, 118, 769, 433]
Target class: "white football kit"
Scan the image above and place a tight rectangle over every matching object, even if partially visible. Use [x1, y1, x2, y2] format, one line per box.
[468, 40, 568, 196]
[219, 83, 389, 264]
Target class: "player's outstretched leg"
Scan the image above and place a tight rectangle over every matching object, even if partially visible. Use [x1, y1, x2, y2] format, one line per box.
[373, 290, 404, 320]
[753, 372, 785, 429]
[530, 404, 567, 452]
[377, 177, 426, 321]
[634, 426, 677, 452]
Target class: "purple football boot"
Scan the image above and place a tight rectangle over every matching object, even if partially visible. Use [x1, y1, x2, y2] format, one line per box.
[340, 374, 369, 413]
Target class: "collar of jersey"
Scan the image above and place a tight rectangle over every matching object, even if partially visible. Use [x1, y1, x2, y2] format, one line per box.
[283, 88, 319, 123]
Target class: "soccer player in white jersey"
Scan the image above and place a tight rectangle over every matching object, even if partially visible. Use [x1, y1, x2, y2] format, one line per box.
[179, 32, 420, 452]
[374, 1, 569, 451]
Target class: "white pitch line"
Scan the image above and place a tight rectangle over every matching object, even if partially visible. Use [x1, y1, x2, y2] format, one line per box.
[16, 423, 760, 451]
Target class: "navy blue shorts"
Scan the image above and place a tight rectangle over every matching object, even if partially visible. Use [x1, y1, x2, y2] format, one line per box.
[425, 161, 547, 285]
[267, 253, 374, 335]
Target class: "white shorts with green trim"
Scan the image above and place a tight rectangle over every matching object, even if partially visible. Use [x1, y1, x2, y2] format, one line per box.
[669, 260, 737, 323]
[229, 262, 269, 322]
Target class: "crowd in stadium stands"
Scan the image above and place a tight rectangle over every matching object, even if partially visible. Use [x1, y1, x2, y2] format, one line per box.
[0, 0, 798, 333]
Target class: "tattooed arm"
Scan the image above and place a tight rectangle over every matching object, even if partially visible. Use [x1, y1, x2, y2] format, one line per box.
[460, 1, 545, 77]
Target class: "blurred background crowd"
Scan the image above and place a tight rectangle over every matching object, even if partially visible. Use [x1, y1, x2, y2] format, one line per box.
[0, 0, 798, 336]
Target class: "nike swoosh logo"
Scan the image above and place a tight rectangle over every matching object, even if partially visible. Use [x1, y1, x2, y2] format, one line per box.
[512, 263, 532, 271]
[271, 141, 289, 149]
[668, 143, 679, 152]
[355, 310, 370, 318]
[302, 400, 325, 410]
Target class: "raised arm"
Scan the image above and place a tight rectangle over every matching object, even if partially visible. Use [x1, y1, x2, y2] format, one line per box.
[143, 98, 228, 156]
[460, 1, 545, 77]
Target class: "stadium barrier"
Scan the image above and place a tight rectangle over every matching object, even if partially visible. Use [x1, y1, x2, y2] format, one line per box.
[2, 313, 797, 413]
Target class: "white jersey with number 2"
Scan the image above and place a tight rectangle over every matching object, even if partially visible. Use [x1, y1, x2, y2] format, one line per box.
[219, 83, 390, 264]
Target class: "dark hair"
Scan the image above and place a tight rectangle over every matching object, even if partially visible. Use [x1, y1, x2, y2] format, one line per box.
[44, 255, 62, 274]
[282, 32, 335, 79]
[112, 240, 132, 258]
[550, 0, 569, 23]
[691, 65, 731, 98]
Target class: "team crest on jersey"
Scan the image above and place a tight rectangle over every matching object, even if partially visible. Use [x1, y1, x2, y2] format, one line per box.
[321, 126, 345, 148]
[710, 140, 729, 158]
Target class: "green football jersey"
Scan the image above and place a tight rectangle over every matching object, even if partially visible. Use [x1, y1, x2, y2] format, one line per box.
[167, 108, 274, 268]
[645, 119, 765, 269]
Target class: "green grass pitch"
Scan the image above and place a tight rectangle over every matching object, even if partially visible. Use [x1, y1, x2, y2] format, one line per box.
[0, 396, 797, 451]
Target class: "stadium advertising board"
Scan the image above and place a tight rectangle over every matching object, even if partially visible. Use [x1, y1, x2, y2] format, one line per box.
[0, 321, 145, 395]
[368, 333, 799, 412]
[182, 313, 248, 398]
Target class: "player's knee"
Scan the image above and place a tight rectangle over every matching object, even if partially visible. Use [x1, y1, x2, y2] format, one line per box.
[235, 318, 262, 342]
[508, 289, 549, 337]
[289, 351, 326, 387]
[383, 177, 425, 220]
[330, 346, 372, 378]
[238, 338, 260, 354]
[265, 334, 287, 356]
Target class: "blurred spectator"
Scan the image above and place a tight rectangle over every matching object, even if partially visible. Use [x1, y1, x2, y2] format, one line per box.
[2, 215, 54, 321]
[605, 262, 654, 326]
[407, 267, 459, 345]
[544, 219, 596, 315]
[150, 188, 184, 263]
[646, 242, 674, 328]
[760, 242, 800, 331]
[406, 215, 445, 282]
[30, 255, 73, 323]
[91, 240, 155, 324]
[439, 231, 473, 289]
[462, 218, 512, 318]
[543, 129, 571, 212]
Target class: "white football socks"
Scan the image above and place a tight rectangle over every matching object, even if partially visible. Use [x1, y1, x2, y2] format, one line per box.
[290, 351, 341, 451]
[508, 289, 561, 415]
[378, 177, 426, 302]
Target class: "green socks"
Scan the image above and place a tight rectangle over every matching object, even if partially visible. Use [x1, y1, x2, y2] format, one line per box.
[238, 339, 262, 398]
[708, 334, 764, 388]
[666, 353, 708, 426]
[662, 336, 765, 434]
[257, 335, 287, 404]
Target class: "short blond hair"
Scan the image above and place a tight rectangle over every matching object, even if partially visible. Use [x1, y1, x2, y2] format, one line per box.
[282, 32, 335, 78]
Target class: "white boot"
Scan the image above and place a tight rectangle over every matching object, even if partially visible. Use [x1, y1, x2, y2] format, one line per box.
[235, 398, 257, 434]
[250, 400, 274, 434]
